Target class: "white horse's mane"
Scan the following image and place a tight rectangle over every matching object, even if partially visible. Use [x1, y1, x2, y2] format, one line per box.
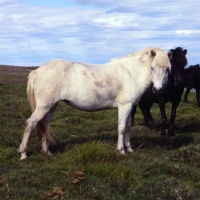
[110, 47, 166, 64]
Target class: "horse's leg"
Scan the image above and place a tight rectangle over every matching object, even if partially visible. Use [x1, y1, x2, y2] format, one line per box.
[117, 103, 132, 154]
[124, 111, 134, 153]
[18, 106, 51, 159]
[139, 102, 153, 128]
[168, 100, 180, 136]
[198, 88, 200, 107]
[184, 87, 191, 102]
[158, 97, 167, 136]
[39, 104, 57, 154]
[131, 105, 137, 126]
[147, 111, 153, 122]
[196, 88, 200, 107]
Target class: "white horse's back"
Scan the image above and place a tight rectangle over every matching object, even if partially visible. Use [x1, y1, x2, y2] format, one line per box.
[34, 59, 121, 111]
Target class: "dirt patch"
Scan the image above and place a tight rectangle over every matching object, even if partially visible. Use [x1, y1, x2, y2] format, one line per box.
[0, 65, 38, 84]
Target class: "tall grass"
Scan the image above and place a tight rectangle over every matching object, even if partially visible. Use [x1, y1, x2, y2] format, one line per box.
[0, 83, 200, 199]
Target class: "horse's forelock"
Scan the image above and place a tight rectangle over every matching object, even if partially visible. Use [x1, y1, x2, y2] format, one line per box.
[153, 50, 171, 68]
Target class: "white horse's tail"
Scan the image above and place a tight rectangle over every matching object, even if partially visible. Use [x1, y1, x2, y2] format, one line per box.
[27, 70, 37, 112]
[27, 70, 56, 145]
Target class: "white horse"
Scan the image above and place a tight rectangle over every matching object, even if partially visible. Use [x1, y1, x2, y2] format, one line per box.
[18, 47, 172, 159]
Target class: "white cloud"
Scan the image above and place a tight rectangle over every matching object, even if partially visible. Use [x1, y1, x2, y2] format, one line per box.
[0, 0, 199, 66]
[176, 30, 200, 36]
[73, 0, 116, 7]
[0, 0, 17, 6]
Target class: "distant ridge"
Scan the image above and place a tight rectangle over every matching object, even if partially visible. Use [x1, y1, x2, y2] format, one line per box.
[0, 65, 38, 84]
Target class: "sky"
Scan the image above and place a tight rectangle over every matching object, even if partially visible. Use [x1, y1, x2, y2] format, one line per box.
[0, 0, 200, 66]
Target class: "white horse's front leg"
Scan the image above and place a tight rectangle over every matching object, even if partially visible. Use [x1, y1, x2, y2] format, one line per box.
[124, 112, 134, 153]
[117, 104, 132, 154]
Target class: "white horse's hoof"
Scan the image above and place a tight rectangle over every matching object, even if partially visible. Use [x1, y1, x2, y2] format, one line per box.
[20, 153, 27, 160]
[116, 149, 125, 154]
[47, 151, 53, 156]
[120, 150, 125, 154]
[127, 147, 134, 153]
[41, 149, 52, 156]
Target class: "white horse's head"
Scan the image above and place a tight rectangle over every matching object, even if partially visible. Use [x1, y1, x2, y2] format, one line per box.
[150, 49, 172, 94]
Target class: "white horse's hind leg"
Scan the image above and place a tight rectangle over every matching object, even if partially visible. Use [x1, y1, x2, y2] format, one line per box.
[40, 127, 52, 156]
[18, 106, 50, 159]
[117, 103, 132, 154]
[124, 112, 133, 153]
[18, 118, 34, 159]
[40, 104, 57, 155]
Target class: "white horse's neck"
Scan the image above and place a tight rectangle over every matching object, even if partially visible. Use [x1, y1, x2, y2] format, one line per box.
[108, 56, 152, 105]
[112, 56, 152, 86]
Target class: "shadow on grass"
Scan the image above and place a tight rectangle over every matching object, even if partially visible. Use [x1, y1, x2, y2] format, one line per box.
[179, 122, 200, 133]
[48, 133, 117, 154]
[146, 122, 200, 134]
[130, 134, 194, 150]
[47, 133, 194, 157]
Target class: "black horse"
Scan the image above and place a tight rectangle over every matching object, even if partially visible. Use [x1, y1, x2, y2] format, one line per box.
[184, 64, 200, 107]
[132, 47, 187, 136]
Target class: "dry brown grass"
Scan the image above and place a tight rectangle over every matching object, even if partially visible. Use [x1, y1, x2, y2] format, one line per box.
[0, 65, 38, 84]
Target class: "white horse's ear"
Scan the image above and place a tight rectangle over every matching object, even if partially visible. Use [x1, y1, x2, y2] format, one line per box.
[151, 50, 156, 57]
[168, 51, 173, 59]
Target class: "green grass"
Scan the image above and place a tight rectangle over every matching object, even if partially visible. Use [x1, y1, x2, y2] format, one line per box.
[0, 83, 200, 199]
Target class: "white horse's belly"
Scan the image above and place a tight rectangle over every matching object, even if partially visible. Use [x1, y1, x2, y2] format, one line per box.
[62, 78, 118, 111]
[64, 87, 118, 111]
[65, 98, 117, 111]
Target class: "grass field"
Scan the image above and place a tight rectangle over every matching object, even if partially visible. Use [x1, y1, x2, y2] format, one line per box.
[0, 66, 200, 199]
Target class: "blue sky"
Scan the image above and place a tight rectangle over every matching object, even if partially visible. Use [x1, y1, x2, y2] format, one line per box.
[0, 0, 200, 66]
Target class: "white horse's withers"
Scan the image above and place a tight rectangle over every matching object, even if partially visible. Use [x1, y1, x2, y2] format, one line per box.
[18, 47, 172, 159]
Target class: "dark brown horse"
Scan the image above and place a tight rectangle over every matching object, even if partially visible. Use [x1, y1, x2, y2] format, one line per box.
[132, 47, 187, 136]
[184, 64, 200, 106]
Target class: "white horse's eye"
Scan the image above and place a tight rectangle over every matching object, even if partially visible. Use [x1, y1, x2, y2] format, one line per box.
[151, 67, 154, 70]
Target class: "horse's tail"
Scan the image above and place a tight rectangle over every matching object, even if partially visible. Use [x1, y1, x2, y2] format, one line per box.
[27, 70, 37, 112]
[36, 117, 57, 146]
[27, 69, 56, 145]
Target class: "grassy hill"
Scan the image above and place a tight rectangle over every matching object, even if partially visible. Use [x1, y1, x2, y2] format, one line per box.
[0, 65, 200, 199]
